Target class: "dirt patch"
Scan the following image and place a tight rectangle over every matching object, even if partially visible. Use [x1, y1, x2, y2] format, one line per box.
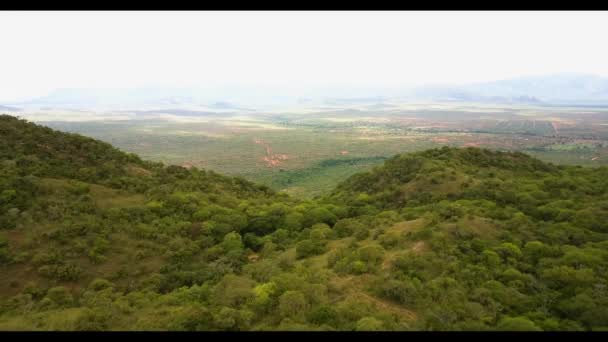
[126, 165, 152, 177]
[386, 219, 426, 235]
[551, 121, 560, 135]
[410, 241, 427, 254]
[247, 253, 260, 263]
[180, 162, 195, 169]
[254, 138, 290, 168]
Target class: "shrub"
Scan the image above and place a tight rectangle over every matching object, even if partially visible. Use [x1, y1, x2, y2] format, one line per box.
[296, 239, 325, 259]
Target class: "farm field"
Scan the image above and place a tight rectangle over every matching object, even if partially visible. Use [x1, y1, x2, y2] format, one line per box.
[36, 102, 608, 197]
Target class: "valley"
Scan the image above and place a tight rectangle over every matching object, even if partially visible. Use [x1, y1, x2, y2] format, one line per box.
[4, 10, 608, 332]
[25, 101, 608, 198]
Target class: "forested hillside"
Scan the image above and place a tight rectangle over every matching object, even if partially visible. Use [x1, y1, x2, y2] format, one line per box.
[1, 115, 608, 331]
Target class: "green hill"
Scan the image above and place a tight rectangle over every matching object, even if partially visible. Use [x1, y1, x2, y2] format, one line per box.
[1, 115, 608, 331]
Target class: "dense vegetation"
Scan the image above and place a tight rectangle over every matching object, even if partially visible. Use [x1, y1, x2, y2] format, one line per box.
[1, 115, 608, 331]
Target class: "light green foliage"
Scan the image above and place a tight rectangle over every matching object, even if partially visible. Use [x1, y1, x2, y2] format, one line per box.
[252, 282, 277, 311]
[329, 244, 385, 275]
[222, 232, 244, 255]
[356, 317, 385, 331]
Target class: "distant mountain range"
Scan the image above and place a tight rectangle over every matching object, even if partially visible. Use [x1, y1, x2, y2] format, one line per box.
[14, 87, 200, 109]
[11, 86, 296, 110]
[406, 73, 608, 105]
[0, 105, 21, 112]
[7, 73, 608, 110]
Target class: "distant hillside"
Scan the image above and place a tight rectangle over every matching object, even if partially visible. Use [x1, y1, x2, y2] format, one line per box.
[1, 116, 608, 331]
[330, 147, 558, 209]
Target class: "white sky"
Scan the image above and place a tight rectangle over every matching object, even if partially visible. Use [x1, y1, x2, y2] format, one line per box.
[1, 11, 608, 102]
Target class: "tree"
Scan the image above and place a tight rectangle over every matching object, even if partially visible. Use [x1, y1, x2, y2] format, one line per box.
[88, 278, 114, 291]
[222, 232, 244, 255]
[283, 212, 304, 231]
[358, 244, 385, 264]
[356, 317, 385, 331]
[212, 274, 255, 307]
[296, 239, 325, 259]
[252, 282, 278, 313]
[74, 308, 111, 331]
[307, 305, 339, 327]
[167, 305, 213, 331]
[302, 207, 337, 228]
[310, 223, 332, 241]
[45, 286, 73, 307]
[333, 218, 365, 238]
[494, 242, 522, 261]
[278, 290, 308, 319]
[496, 316, 542, 331]
[541, 266, 596, 290]
[213, 307, 253, 330]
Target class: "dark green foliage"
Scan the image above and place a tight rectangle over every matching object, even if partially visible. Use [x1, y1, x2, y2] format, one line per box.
[295, 239, 325, 259]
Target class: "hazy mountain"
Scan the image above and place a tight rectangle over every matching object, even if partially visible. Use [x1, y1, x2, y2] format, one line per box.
[408, 73, 608, 105]
[15, 85, 309, 110]
[16, 87, 199, 110]
[0, 105, 21, 112]
[209, 101, 237, 109]
[12, 73, 608, 110]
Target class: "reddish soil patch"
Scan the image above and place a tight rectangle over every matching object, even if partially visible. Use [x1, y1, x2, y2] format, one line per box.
[411, 241, 426, 254]
[263, 154, 289, 167]
[464, 142, 481, 147]
[181, 162, 195, 169]
[254, 138, 289, 167]
[127, 165, 153, 177]
[431, 137, 449, 143]
[247, 253, 260, 262]
[551, 122, 560, 135]
[340, 150, 349, 155]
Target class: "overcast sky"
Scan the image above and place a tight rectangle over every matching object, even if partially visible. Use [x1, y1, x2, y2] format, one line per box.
[1, 11, 608, 102]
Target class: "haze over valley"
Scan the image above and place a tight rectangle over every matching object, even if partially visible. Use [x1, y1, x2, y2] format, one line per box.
[2, 11, 608, 332]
